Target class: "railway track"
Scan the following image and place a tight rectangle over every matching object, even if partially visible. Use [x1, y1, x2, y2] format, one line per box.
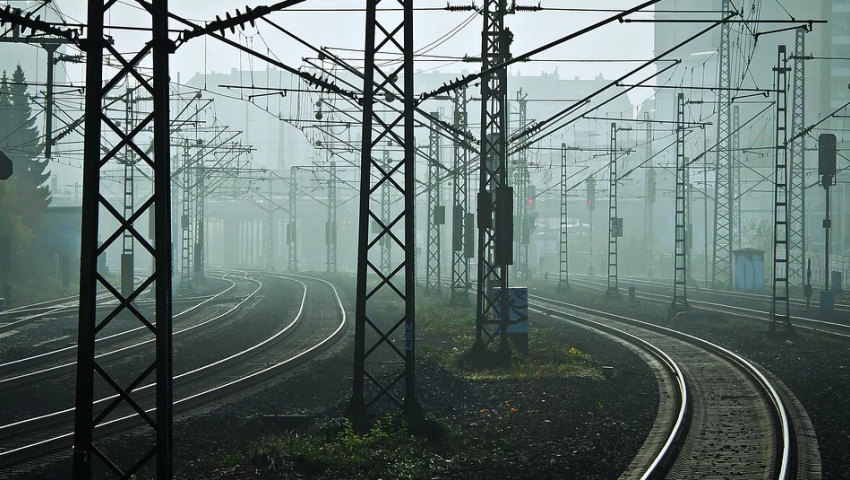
[563, 275, 850, 341]
[0, 272, 346, 477]
[0, 271, 251, 383]
[531, 293, 817, 479]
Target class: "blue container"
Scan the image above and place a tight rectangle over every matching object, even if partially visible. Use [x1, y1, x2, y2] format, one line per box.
[733, 249, 765, 291]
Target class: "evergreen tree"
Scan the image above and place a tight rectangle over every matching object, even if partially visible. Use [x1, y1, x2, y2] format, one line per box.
[0, 72, 10, 149]
[3, 65, 50, 225]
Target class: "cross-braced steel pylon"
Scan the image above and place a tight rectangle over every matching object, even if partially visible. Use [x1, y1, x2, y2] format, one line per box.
[712, 0, 734, 290]
[558, 143, 571, 291]
[180, 139, 194, 292]
[347, 0, 420, 420]
[73, 0, 173, 477]
[789, 27, 808, 287]
[450, 87, 471, 305]
[606, 123, 620, 299]
[195, 154, 206, 282]
[381, 149, 392, 273]
[425, 113, 442, 295]
[514, 89, 530, 279]
[288, 166, 298, 272]
[472, 0, 512, 356]
[644, 112, 656, 278]
[327, 161, 337, 273]
[772, 45, 792, 331]
[671, 93, 690, 315]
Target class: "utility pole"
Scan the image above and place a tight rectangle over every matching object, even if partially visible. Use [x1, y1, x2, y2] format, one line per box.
[120, 87, 136, 299]
[347, 0, 419, 420]
[381, 149, 392, 273]
[587, 176, 596, 276]
[473, 0, 512, 356]
[644, 112, 656, 278]
[288, 166, 298, 272]
[671, 93, 691, 315]
[195, 146, 206, 283]
[326, 161, 337, 273]
[451, 87, 471, 305]
[73, 0, 174, 476]
[426, 113, 443, 295]
[771, 45, 792, 331]
[42, 43, 60, 159]
[606, 123, 621, 299]
[733, 105, 742, 250]
[267, 170, 275, 271]
[180, 138, 193, 292]
[558, 143, 571, 291]
[514, 89, 530, 279]
[712, 0, 734, 290]
[789, 26, 808, 287]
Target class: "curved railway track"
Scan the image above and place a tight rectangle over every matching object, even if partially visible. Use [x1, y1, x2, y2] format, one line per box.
[0, 272, 347, 478]
[531, 293, 808, 479]
[564, 275, 850, 341]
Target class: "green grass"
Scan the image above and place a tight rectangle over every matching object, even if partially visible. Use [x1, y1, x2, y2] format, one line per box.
[417, 299, 602, 380]
[212, 413, 500, 479]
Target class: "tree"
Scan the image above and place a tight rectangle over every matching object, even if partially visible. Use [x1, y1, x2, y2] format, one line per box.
[4, 65, 50, 226]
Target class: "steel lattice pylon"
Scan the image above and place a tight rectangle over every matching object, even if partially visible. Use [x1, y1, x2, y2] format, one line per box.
[288, 166, 298, 272]
[514, 90, 530, 279]
[473, 0, 512, 353]
[380, 150, 392, 273]
[266, 171, 275, 271]
[327, 162, 337, 273]
[671, 93, 690, 314]
[732, 105, 741, 250]
[772, 45, 792, 330]
[558, 143, 571, 291]
[180, 139, 194, 291]
[120, 87, 136, 299]
[348, 0, 419, 418]
[712, 0, 734, 290]
[73, 0, 173, 477]
[789, 27, 807, 287]
[450, 87, 471, 305]
[195, 156, 206, 281]
[644, 112, 656, 278]
[426, 113, 442, 294]
[606, 123, 620, 298]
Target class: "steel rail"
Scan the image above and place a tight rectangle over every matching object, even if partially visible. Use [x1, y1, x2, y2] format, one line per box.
[0, 273, 346, 470]
[0, 272, 241, 377]
[531, 293, 795, 480]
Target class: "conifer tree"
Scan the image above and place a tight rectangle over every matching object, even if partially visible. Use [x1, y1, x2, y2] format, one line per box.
[3, 65, 50, 226]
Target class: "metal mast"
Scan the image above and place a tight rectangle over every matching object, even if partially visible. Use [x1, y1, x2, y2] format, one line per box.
[671, 93, 690, 314]
[180, 139, 193, 291]
[733, 105, 741, 250]
[195, 150, 205, 282]
[381, 149, 392, 273]
[426, 113, 442, 294]
[473, 0, 512, 353]
[514, 89, 530, 279]
[121, 87, 135, 299]
[712, 0, 734, 289]
[73, 0, 173, 476]
[266, 170, 275, 271]
[288, 166, 298, 272]
[606, 123, 620, 299]
[644, 111, 656, 278]
[789, 27, 807, 287]
[348, 0, 419, 419]
[772, 45, 792, 330]
[558, 143, 571, 291]
[327, 161, 337, 273]
[451, 87, 471, 305]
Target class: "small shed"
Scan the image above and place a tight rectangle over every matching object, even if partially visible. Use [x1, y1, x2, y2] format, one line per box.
[733, 248, 765, 291]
